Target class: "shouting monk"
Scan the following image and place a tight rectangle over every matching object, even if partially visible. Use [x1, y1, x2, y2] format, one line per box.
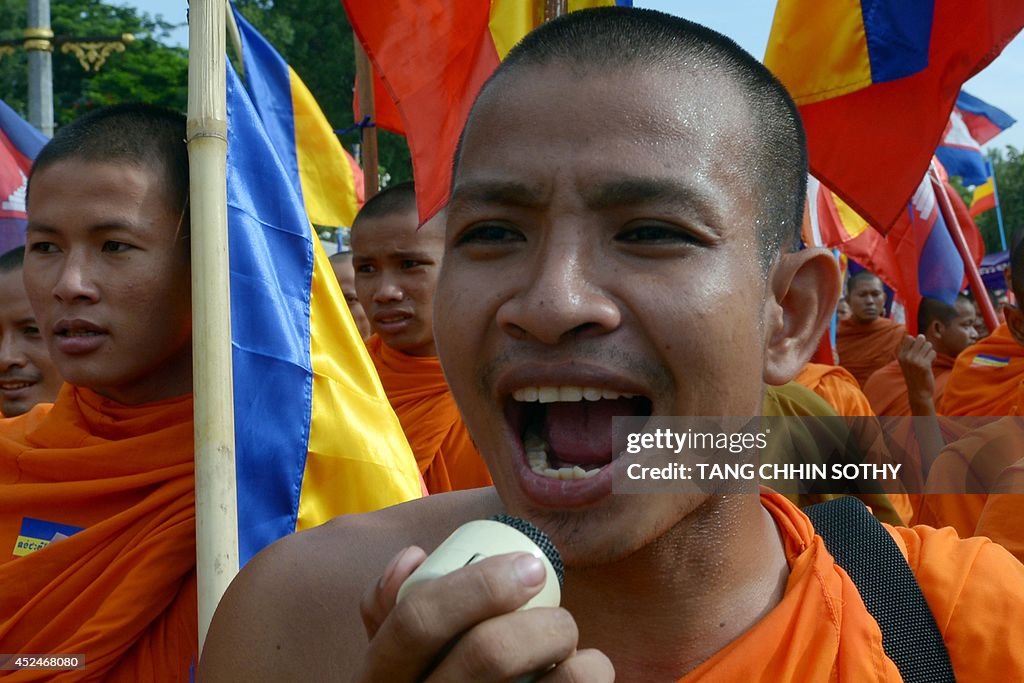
[836, 271, 906, 386]
[353, 183, 492, 493]
[200, 9, 1024, 681]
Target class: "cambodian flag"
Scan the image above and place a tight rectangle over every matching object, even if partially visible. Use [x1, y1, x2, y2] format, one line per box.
[936, 92, 1015, 185]
[0, 99, 46, 253]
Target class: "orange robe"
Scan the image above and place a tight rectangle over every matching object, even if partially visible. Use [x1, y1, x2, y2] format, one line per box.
[680, 492, 1024, 681]
[794, 363, 874, 416]
[762, 383, 907, 525]
[789, 366, 918, 520]
[975, 459, 1024, 562]
[0, 386, 197, 681]
[367, 335, 492, 494]
[940, 323, 1024, 416]
[918, 416, 1024, 538]
[836, 317, 906, 387]
[863, 353, 957, 417]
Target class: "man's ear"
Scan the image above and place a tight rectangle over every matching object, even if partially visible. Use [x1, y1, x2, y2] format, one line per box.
[763, 248, 841, 385]
[1004, 303, 1024, 346]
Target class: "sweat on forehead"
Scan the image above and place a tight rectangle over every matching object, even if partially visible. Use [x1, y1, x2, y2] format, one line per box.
[451, 7, 808, 266]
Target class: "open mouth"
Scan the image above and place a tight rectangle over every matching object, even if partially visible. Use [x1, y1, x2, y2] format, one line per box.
[505, 386, 653, 482]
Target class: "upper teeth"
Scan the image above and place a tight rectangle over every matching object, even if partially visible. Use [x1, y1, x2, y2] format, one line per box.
[512, 386, 636, 403]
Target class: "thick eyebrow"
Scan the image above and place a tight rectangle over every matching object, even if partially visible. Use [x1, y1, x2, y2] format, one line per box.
[581, 178, 724, 234]
[449, 180, 546, 212]
[353, 250, 437, 261]
[25, 221, 145, 237]
[450, 177, 724, 235]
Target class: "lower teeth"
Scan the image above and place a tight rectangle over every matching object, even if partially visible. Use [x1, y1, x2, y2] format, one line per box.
[526, 445, 601, 480]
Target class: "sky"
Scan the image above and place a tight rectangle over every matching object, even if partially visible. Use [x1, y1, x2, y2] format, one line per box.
[123, 0, 1024, 152]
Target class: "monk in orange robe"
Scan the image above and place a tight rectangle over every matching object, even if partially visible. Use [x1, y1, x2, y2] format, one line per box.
[836, 272, 906, 386]
[941, 247, 1024, 416]
[352, 185, 492, 493]
[918, 416, 1024, 538]
[200, 13, 1024, 679]
[3, 105, 419, 681]
[794, 362, 874, 416]
[975, 457, 1024, 562]
[0, 247, 63, 417]
[864, 296, 977, 416]
[938, 323, 1024, 416]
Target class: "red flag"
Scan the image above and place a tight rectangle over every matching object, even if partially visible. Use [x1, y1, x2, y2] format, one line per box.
[767, 1, 1024, 231]
[352, 68, 405, 136]
[343, 0, 499, 222]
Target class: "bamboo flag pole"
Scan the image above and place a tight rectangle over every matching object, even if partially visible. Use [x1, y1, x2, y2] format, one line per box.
[225, 2, 244, 80]
[544, 0, 567, 21]
[186, 0, 238, 650]
[929, 160, 999, 332]
[353, 37, 379, 200]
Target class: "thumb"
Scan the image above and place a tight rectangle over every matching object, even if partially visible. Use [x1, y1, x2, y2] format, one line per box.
[360, 546, 428, 640]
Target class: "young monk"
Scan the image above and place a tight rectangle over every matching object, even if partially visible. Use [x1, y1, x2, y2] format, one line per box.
[200, 9, 1024, 680]
[0, 246, 62, 416]
[941, 239, 1024, 416]
[864, 295, 977, 416]
[0, 103, 417, 679]
[836, 271, 906, 386]
[352, 183, 492, 493]
[328, 249, 371, 340]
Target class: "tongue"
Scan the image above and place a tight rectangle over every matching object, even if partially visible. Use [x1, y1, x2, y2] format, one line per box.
[542, 398, 636, 465]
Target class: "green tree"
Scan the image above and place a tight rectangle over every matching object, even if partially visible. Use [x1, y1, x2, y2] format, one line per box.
[974, 146, 1024, 253]
[234, 0, 412, 184]
[0, 0, 187, 129]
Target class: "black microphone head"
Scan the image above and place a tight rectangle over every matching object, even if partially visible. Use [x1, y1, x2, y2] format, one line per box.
[491, 514, 564, 587]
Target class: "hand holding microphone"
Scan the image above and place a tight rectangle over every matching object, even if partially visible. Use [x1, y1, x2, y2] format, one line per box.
[354, 516, 614, 682]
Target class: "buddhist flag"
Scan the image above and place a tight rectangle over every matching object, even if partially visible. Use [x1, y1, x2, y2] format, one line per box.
[0, 99, 46, 252]
[765, 0, 1024, 231]
[342, 0, 631, 223]
[971, 175, 996, 217]
[233, 7, 363, 227]
[226, 66, 422, 564]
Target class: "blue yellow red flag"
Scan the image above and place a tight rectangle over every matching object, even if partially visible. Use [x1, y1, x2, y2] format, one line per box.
[765, 0, 1024, 231]
[971, 176, 996, 217]
[0, 99, 46, 252]
[232, 7, 363, 227]
[226, 66, 421, 564]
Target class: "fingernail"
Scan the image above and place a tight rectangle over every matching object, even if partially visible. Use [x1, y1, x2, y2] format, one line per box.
[514, 554, 546, 587]
[379, 547, 409, 589]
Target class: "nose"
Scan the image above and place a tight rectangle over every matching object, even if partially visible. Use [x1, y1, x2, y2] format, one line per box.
[372, 271, 404, 304]
[496, 231, 620, 345]
[0, 333, 27, 371]
[52, 251, 100, 304]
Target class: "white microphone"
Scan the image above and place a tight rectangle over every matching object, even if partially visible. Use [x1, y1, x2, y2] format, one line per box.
[397, 514, 564, 608]
[395, 515, 564, 680]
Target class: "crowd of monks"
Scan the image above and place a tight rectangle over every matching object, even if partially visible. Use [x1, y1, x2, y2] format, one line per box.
[2, 6, 1023, 681]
